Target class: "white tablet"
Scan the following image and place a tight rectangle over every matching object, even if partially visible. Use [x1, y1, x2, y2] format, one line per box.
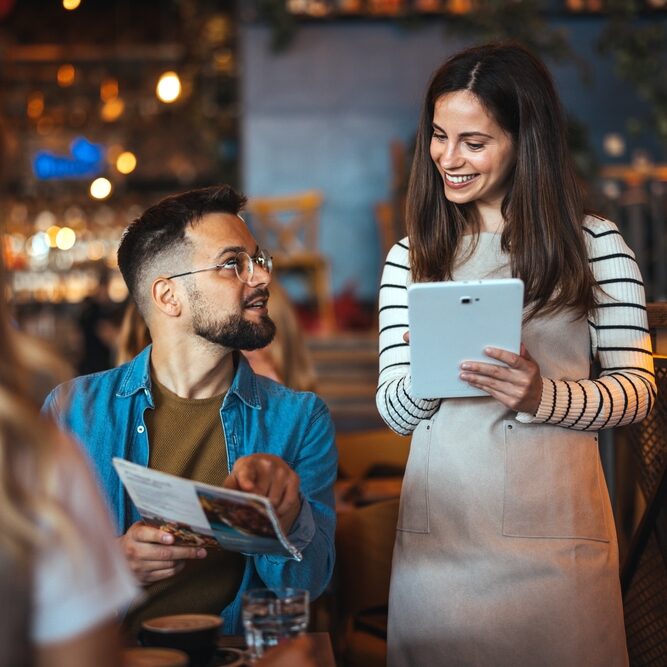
[407, 278, 524, 399]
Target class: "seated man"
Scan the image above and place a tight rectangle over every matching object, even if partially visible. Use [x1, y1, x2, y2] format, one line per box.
[42, 185, 337, 635]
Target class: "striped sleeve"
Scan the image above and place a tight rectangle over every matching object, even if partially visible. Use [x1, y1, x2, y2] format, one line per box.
[376, 240, 440, 435]
[517, 217, 656, 430]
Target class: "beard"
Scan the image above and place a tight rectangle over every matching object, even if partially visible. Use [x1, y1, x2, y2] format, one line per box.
[189, 288, 276, 351]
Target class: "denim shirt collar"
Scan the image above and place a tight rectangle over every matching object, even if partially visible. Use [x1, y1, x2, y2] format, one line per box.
[115, 344, 262, 410]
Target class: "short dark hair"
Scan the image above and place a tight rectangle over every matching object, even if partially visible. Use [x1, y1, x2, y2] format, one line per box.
[117, 185, 247, 315]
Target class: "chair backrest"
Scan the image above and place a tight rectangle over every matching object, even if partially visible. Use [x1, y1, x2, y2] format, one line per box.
[621, 302, 667, 665]
[335, 498, 399, 618]
[336, 428, 410, 479]
[245, 191, 323, 257]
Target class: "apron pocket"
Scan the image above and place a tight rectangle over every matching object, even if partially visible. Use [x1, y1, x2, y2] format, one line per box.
[502, 420, 609, 542]
[396, 418, 432, 533]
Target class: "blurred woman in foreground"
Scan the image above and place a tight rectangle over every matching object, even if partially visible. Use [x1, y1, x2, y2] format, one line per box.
[0, 248, 138, 667]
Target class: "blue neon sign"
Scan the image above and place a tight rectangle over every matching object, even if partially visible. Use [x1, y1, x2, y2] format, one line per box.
[33, 137, 105, 180]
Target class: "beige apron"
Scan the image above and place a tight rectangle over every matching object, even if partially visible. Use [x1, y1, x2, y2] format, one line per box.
[388, 235, 628, 667]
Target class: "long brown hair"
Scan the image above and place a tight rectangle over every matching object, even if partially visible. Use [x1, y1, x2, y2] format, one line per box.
[406, 42, 597, 320]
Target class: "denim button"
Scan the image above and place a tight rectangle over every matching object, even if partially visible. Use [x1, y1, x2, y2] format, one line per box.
[137, 425, 145, 434]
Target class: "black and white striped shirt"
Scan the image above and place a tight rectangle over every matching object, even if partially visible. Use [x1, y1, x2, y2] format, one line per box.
[376, 215, 657, 435]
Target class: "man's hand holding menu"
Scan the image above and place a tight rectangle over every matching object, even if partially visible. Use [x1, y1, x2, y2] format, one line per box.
[223, 454, 302, 535]
[119, 521, 208, 585]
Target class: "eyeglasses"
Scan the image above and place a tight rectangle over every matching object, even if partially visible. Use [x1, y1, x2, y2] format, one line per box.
[166, 249, 273, 284]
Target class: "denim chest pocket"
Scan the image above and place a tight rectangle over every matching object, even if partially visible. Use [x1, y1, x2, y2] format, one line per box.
[502, 421, 609, 542]
[396, 418, 432, 534]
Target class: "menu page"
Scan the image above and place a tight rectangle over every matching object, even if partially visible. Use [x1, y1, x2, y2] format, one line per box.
[113, 458, 302, 561]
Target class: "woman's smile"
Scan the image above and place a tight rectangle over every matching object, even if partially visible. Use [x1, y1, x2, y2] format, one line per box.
[444, 173, 480, 188]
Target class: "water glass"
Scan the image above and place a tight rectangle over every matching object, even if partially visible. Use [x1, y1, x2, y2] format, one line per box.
[241, 587, 309, 661]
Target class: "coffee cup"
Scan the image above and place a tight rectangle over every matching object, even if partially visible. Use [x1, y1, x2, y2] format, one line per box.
[140, 613, 222, 667]
[122, 647, 189, 667]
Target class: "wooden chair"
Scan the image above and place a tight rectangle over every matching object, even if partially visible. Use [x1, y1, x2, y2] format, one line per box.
[374, 200, 396, 263]
[245, 191, 335, 332]
[375, 140, 409, 263]
[334, 498, 399, 667]
[336, 427, 410, 480]
[619, 302, 667, 665]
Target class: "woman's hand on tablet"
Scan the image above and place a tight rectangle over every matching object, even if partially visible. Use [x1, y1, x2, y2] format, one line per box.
[459, 343, 543, 414]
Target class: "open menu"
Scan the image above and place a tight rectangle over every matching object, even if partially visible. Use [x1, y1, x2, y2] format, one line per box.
[112, 458, 302, 561]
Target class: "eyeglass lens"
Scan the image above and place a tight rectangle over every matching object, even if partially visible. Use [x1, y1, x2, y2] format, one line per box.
[235, 251, 272, 283]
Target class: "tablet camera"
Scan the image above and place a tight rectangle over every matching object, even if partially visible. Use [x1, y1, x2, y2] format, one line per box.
[460, 297, 471, 305]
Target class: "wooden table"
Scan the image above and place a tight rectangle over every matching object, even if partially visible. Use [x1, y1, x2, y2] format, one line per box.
[218, 632, 335, 666]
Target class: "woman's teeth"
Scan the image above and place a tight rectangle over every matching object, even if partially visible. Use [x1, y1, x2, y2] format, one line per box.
[446, 174, 477, 184]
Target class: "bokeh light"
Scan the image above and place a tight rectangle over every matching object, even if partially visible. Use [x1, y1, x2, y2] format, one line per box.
[156, 71, 181, 103]
[57, 64, 76, 87]
[100, 97, 125, 122]
[27, 92, 44, 119]
[55, 227, 77, 250]
[90, 177, 112, 199]
[46, 225, 61, 248]
[116, 151, 137, 174]
[602, 133, 625, 158]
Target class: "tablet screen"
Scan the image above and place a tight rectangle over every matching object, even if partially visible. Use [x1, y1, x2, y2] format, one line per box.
[407, 278, 524, 399]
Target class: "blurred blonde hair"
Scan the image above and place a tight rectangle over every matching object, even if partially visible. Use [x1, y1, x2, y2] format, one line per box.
[115, 300, 151, 366]
[0, 250, 77, 561]
[266, 280, 317, 393]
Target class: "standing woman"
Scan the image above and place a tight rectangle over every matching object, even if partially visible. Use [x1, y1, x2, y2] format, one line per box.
[377, 43, 656, 667]
[0, 249, 138, 666]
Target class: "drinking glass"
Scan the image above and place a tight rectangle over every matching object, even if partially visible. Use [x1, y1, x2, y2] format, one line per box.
[241, 587, 309, 661]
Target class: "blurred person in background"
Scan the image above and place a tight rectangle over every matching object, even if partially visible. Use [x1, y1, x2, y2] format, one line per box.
[241, 278, 317, 392]
[0, 239, 138, 667]
[77, 266, 123, 374]
[377, 42, 655, 666]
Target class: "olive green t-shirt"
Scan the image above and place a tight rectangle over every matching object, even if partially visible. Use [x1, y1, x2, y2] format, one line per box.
[123, 375, 245, 635]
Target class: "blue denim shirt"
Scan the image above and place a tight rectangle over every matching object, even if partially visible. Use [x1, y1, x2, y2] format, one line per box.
[42, 346, 337, 634]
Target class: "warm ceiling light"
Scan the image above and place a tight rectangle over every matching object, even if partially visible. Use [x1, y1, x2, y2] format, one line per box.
[63, 0, 82, 10]
[156, 71, 181, 103]
[603, 133, 626, 158]
[57, 64, 76, 86]
[116, 151, 137, 174]
[447, 0, 473, 13]
[55, 227, 76, 250]
[90, 178, 112, 200]
[27, 92, 44, 119]
[100, 78, 119, 102]
[46, 225, 61, 248]
[100, 97, 125, 122]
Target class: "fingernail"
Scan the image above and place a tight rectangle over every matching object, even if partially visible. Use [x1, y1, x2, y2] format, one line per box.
[197, 549, 207, 558]
[460, 373, 469, 380]
[161, 534, 174, 544]
[460, 363, 471, 370]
